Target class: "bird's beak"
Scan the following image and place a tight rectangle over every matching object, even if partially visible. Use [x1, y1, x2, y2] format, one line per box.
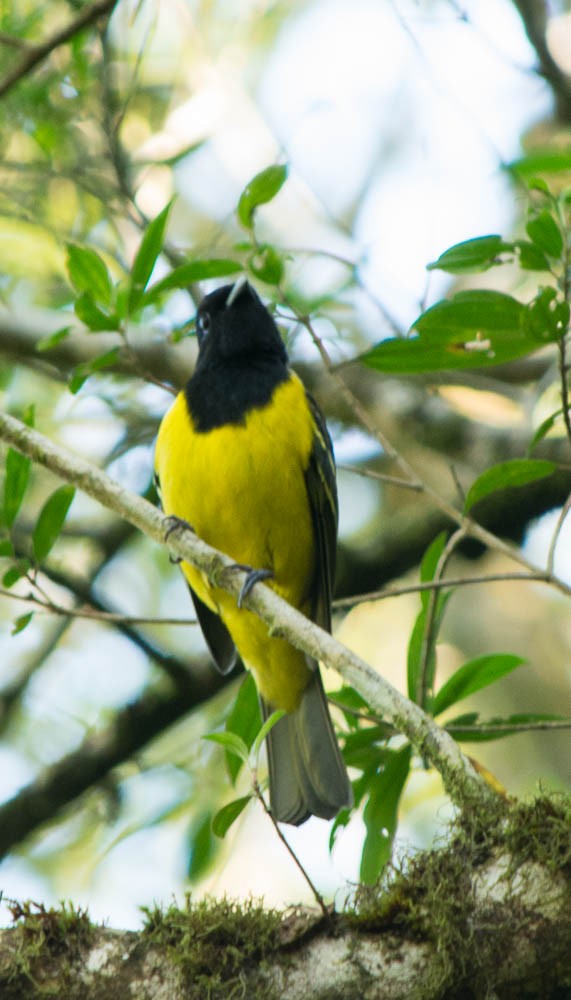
[226, 276, 248, 308]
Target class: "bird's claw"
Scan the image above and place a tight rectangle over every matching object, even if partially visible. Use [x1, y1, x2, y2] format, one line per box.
[233, 564, 274, 608]
[164, 514, 194, 563]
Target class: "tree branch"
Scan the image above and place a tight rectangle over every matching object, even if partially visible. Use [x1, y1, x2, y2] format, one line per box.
[511, 0, 571, 122]
[0, 660, 228, 860]
[0, 409, 498, 812]
[0, 0, 121, 99]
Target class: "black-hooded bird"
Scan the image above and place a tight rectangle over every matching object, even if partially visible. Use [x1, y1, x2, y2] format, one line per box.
[154, 280, 352, 824]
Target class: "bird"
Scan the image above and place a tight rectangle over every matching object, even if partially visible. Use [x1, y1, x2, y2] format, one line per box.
[154, 278, 352, 825]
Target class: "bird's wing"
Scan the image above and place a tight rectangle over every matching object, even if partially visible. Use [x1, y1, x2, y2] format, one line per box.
[303, 391, 339, 632]
[189, 587, 240, 675]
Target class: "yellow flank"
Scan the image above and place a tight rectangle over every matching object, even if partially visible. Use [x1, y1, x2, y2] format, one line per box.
[155, 373, 316, 712]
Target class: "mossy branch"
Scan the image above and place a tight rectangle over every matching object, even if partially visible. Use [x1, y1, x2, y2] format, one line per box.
[0, 410, 498, 812]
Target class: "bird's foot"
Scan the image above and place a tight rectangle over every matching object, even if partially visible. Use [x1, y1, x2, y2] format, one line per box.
[232, 564, 274, 608]
[163, 514, 195, 564]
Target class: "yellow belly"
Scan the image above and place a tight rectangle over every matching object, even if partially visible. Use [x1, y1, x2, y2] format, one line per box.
[155, 374, 316, 710]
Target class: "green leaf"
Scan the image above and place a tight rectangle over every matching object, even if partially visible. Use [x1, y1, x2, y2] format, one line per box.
[527, 409, 563, 455]
[248, 245, 284, 285]
[251, 709, 286, 761]
[342, 726, 388, 770]
[427, 235, 513, 274]
[203, 730, 250, 764]
[515, 240, 551, 272]
[419, 532, 448, 611]
[32, 485, 75, 563]
[526, 210, 563, 258]
[74, 292, 119, 332]
[36, 326, 74, 353]
[143, 258, 242, 306]
[3, 558, 30, 588]
[360, 745, 411, 885]
[362, 291, 532, 374]
[0, 538, 14, 557]
[446, 711, 571, 742]
[128, 200, 174, 312]
[11, 612, 33, 635]
[186, 812, 216, 881]
[329, 685, 369, 730]
[508, 151, 571, 178]
[66, 244, 114, 306]
[69, 347, 122, 393]
[225, 674, 262, 784]
[433, 653, 525, 716]
[212, 795, 253, 838]
[524, 287, 569, 343]
[407, 533, 451, 707]
[4, 448, 31, 528]
[464, 458, 556, 512]
[237, 164, 288, 229]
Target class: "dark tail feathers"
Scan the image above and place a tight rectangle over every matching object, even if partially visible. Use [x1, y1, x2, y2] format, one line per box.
[261, 669, 352, 825]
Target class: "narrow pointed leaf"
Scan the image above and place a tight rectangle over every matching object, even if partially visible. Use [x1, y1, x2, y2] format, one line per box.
[66, 244, 113, 306]
[4, 448, 31, 528]
[360, 745, 411, 884]
[427, 235, 513, 274]
[144, 258, 242, 306]
[433, 653, 525, 716]
[212, 795, 253, 838]
[251, 709, 285, 761]
[225, 674, 262, 783]
[32, 485, 75, 562]
[203, 731, 250, 764]
[128, 200, 173, 312]
[464, 459, 555, 512]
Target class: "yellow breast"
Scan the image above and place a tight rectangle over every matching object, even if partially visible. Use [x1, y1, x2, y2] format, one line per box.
[155, 373, 317, 710]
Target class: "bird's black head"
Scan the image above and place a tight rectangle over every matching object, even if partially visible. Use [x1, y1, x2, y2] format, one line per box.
[195, 280, 288, 369]
[186, 280, 290, 431]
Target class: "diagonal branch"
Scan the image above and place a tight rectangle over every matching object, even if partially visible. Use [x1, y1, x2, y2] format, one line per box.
[0, 0, 120, 100]
[0, 409, 498, 812]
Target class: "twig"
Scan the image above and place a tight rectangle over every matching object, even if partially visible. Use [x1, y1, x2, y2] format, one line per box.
[547, 492, 571, 577]
[338, 464, 423, 491]
[0, 585, 195, 628]
[252, 776, 329, 917]
[333, 570, 552, 609]
[0, 0, 120, 99]
[0, 409, 498, 811]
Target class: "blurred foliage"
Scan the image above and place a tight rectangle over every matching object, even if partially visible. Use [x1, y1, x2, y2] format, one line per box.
[0, 0, 571, 919]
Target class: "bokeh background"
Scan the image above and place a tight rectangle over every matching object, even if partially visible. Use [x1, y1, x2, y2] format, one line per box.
[0, 0, 570, 928]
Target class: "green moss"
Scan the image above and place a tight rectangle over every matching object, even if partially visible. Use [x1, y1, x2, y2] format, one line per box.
[0, 899, 94, 1000]
[349, 792, 571, 997]
[141, 894, 283, 999]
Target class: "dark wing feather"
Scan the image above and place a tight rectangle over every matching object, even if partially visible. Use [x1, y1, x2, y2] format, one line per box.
[303, 391, 338, 631]
[189, 588, 240, 676]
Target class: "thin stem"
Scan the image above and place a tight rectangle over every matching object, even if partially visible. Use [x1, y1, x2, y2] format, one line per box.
[333, 570, 552, 609]
[338, 464, 423, 491]
[252, 776, 329, 917]
[0, 587, 195, 627]
[547, 492, 571, 577]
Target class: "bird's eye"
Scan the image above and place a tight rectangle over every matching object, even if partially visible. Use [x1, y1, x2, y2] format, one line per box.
[197, 311, 211, 343]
